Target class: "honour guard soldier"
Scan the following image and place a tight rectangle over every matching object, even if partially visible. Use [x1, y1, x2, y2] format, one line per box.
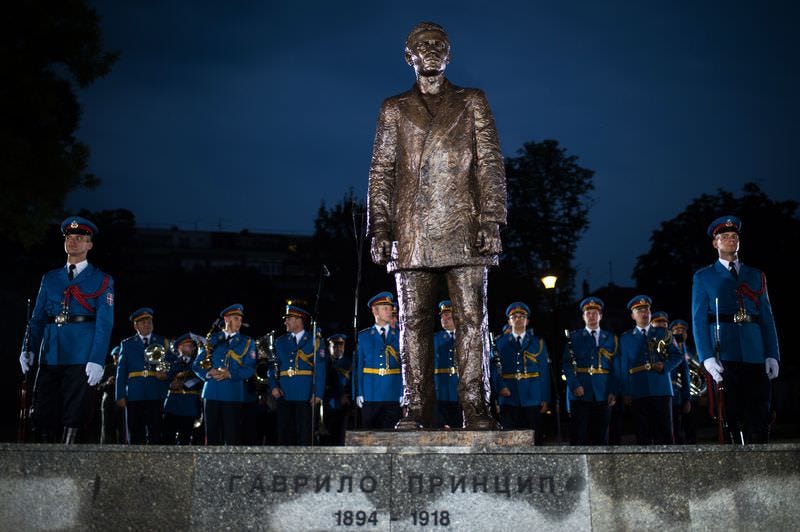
[618, 295, 683, 444]
[651, 311, 669, 329]
[433, 300, 462, 428]
[354, 292, 403, 429]
[691, 216, 780, 443]
[163, 333, 203, 444]
[323, 333, 352, 445]
[99, 346, 123, 444]
[268, 304, 327, 445]
[20, 216, 114, 444]
[668, 319, 694, 444]
[115, 307, 170, 444]
[492, 302, 551, 442]
[192, 304, 257, 445]
[562, 297, 618, 445]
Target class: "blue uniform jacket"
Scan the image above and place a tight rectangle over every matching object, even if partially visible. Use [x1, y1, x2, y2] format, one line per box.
[28, 263, 114, 367]
[618, 327, 683, 399]
[267, 331, 327, 402]
[192, 331, 256, 402]
[164, 352, 202, 417]
[491, 330, 551, 407]
[115, 334, 171, 401]
[433, 330, 459, 403]
[354, 326, 402, 402]
[691, 261, 780, 363]
[562, 328, 618, 403]
[325, 355, 353, 410]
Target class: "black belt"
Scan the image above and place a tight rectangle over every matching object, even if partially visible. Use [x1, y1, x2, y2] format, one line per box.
[708, 314, 760, 324]
[47, 315, 95, 324]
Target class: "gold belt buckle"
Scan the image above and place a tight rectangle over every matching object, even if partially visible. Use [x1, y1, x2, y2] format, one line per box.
[515, 372, 522, 380]
[644, 363, 651, 371]
[588, 366, 595, 375]
[449, 367, 456, 376]
[379, 368, 386, 376]
[54, 312, 69, 326]
[733, 309, 750, 324]
[287, 368, 295, 377]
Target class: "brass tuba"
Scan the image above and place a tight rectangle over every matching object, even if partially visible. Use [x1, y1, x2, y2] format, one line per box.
[144, 342, 170, 373]
[684, 357, 708, 398]
[254, 330, 278, 384]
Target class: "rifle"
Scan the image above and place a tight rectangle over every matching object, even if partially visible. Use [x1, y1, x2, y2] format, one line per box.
[18, 298, 33, 443]
[713, 297, 729, 444]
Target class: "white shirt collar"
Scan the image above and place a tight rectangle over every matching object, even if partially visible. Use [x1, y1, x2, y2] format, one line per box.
[718, 258, 740, 270]
[373, 324, 389, 334]
[66, 260, 88, 277]
[293, 331, 305, 343]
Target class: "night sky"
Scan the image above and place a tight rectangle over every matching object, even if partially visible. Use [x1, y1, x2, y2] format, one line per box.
[69, 0, 800, 290]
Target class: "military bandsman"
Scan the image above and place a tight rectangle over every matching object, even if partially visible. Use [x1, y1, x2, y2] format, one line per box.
[268, 304, 327, 445]
[433, 300, 462, 428]
[192, 304, 256, 445]
[668, 319, 694, 444]
[492, 302, 551, 442]
[115, 307, 171, 444]
[354, 292, 403, 429]
[691, 215, 780, 443]
[163, 333, 203, 445]
[563, 297, 618, 445]
[323, 333, 352, 445]
[618, 295, 683, 444]
[20, 216, 114, 444]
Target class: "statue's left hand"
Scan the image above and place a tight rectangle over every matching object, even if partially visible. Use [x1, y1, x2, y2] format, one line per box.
[476, 223, 501, 255]
[370, 234, 392, 265]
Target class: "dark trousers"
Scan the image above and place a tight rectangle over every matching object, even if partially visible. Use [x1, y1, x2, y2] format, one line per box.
[324, 407, 350, 445]
[500, 405, 542, 443]
[671, 400, 697, 444]
[570, 400, 611, 445]
[361, 402, 402, 430]
[204, 399, 242, 445]
[126, 400, 163, 444]
[276, 399, 312, 445]
[100, 393, 124, 444]
[31, 365, 95, 438]
[437, 401, 463, 429]
[608, 400, 624, 445]
[722, 361, 771, 443]
[240, 400, 261, 445]
[632, 396, 673, 445]
[163, 413, 195, 445]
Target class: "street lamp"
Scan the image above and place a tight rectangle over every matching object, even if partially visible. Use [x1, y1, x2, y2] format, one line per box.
[540, 274, 561, 444]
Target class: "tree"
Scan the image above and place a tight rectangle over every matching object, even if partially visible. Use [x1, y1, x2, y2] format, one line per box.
[493, 139, 594, 319]
[1, 1, 118, 246]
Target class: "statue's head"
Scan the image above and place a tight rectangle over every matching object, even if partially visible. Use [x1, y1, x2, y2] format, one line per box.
[405, 22, 450, 76]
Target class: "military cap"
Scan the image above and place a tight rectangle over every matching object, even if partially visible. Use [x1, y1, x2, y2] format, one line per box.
[283, 304, 309, 320]
[438, 300, 453, 314]
[505, 301, 531, 317]
[627, 295, 652, 311]
[61, 216, 98, 236]
[220, 303, 244, 318]
[707, 215, 741, 238]
[669, 319, 689, 331]
[173, 332, 197, 347]
[327, 333, 347, 344]
[651, 311, 669, 325]
[579, 297, 604, 313]
[367, 291, 395, 309]
[129, 307, 154, 322]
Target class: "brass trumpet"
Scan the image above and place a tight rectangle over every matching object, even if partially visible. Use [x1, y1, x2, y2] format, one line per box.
[198, 319, 220, 371]
[144, 342, 171, 373]
[254, 330, 278, 384]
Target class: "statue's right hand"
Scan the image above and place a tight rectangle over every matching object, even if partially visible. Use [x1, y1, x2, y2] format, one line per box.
[19, 351, 34, 374]
[370, 236, 391, 265]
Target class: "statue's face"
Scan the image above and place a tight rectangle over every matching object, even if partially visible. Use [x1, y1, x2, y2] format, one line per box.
[406, 30, 450, 76]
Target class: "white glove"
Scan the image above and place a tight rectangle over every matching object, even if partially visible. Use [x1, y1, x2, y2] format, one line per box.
[399, 395, 405, 406]
[19, 351, 34, 374]
[703, 358, 724, 383]
[356, 396, 364, 408]
[765, 358, 779, 380]
[86, 362, 104, 386]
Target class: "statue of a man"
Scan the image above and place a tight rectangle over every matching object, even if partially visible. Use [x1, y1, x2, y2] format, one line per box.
[367, 22, 507, 430]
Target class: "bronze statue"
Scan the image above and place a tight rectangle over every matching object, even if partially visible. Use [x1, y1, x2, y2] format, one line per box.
[367, 22, 507, 430]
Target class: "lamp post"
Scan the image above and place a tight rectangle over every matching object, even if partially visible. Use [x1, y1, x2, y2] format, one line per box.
[541, 274, 561, 444]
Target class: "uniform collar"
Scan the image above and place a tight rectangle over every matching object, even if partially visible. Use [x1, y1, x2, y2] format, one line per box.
[66, 260, 89, 277]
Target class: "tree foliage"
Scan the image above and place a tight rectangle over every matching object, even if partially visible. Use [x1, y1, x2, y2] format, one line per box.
[493, 139, 594, 318]
[1, 1, 118, 246]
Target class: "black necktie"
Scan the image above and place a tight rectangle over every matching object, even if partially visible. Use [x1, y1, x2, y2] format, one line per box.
[142, 337, 149, 347]
[640, 328, 647, 337]
[380, 327, 387, 343]
[729, 262, 738, 279]
[515, 335, 522, 346]
[591, 330, 597, 345]
[68, 264, 76, 280]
